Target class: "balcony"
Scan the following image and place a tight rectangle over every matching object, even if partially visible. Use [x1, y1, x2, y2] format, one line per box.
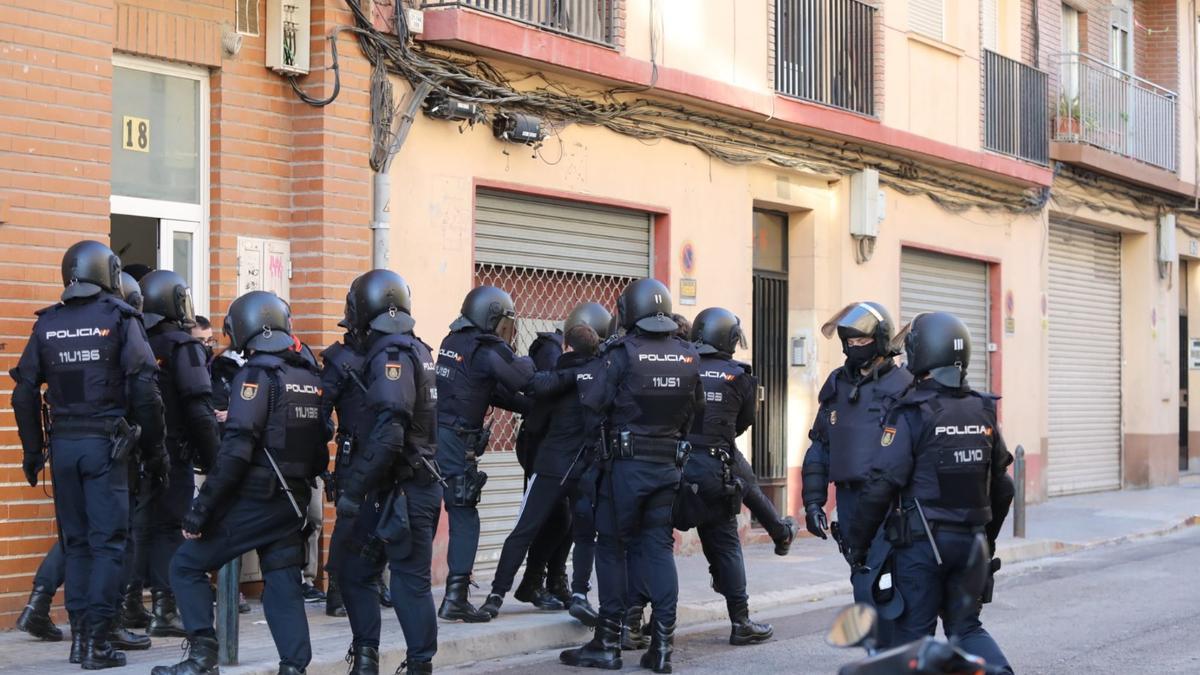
[774, 0, 876, 116]
[983, 50, 1049, 165]
[420, 0, 617, 46]
[1054, 52, 1177, 173]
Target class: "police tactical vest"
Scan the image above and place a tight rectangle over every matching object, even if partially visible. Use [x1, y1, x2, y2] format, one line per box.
[435, 328, 507, 429]
[900, 389, 999, 527]
[148, 328, 206, 445]
[322, 341, 367, 438]
[245, 353, 326, 480]
[35, 296, 135, 418]
[822, 364, 913, 483]
[610, 334, 701, 440]
[366, 333, 438, 462]
[687, 354, 748, 448]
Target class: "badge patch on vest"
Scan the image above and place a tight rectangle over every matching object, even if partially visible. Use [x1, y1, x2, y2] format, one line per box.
[880, 426, 896, 447]
[240, 382, 259, 401]
[385, 362, 402, 381]
[830, 410, 838, 426]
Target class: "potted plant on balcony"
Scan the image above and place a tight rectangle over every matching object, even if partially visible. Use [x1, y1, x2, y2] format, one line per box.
[1056, 94, 1084, 138]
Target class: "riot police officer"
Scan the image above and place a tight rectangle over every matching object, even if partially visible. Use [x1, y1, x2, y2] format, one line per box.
[845, 312, 1014, 673]
[560, 279, 703, 673]
[677, 307, 773, 646]
[153, 291, 328, 675]
[435, 286, 535, 622]
[333, 270, 443, 675]
[481, 302, 612, 623]
[138, 270, 221, 640]
[11, 241, 167, 669]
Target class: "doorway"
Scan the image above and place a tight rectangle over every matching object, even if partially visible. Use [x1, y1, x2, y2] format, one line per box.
[751, 209, 789, 513]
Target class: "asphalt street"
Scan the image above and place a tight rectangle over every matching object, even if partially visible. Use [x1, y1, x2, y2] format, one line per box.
[446, 527, 1200, 674]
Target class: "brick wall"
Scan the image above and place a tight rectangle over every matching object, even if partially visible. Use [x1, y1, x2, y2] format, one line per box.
[1133, 0, 1178, 90]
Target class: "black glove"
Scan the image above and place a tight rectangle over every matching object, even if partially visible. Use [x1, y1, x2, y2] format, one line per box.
[322, 471, 336, 503]
[843, 544, 867, 570]
[144, 448, 170, 488]
[182, 503, 209, 536]
[336, 493, 361, 519]
[805, 504, 829, 539]
[22, 453, 45, 487]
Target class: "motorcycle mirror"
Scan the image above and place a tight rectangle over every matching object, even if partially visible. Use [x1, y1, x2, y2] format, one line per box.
[826, 604, 878, 649]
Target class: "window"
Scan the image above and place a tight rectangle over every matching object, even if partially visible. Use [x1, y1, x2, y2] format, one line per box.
[1061, 4, 1080, 101]
[237, 0, 260, 36]
[1110, 2, 1132, 72]
[910, 0, 945, 41]
[982, 0, 998, 52]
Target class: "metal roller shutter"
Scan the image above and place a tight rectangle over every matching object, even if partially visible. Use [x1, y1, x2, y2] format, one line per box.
[1047, 221, 1121, 495]
[900, 248, 991, 392]
[471, 189, 651, 578]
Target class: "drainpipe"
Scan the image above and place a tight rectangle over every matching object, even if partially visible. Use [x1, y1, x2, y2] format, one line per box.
[372, 81, 433, 269]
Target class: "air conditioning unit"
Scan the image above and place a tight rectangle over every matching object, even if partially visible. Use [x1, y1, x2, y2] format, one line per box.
[266, 0, 311, 76]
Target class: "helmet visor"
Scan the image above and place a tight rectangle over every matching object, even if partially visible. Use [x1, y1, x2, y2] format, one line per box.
[496, 315, 517, 346]
[732, 323, 748, 350]
[888, 316, 920, 357]
[820, 303, 884, 340]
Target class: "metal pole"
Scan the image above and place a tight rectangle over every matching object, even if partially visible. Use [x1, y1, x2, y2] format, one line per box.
[216, 557, 241, 665]
[372, 81, 433, 270]
[1013, 445, 1026, 539]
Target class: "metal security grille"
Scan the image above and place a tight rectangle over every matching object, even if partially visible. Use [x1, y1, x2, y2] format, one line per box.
[984, 49, 1050, 165]
[752, 274, 789, 503]
[775, 0, 876, 116]
[900, 248, 991, 392]
[1047, 221, 1121, 495]
[421, 0, 617, 46]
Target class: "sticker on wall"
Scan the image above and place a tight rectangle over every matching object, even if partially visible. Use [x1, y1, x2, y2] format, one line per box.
[1151, 307, 1158, 339]
[680, 278, 697, 306]
[680, 241, 696, 276]
[1005, 290, 1015, 335]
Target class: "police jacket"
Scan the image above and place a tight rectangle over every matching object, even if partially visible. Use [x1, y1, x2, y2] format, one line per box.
[435, 326, 535, 430]
[846, 378, 1016, 553]
[189, 349, 329, 527]
[583, 331, 704, 444]
[148, 323, 220, 472]
[320, 339, 367, 441]
[686, 352, 756, 449]
[801, 361, 912, 508]
[209, 350, 245, 413]
[340, 330, 439, 501]
[525, 350, 596, 478]
[515, 332, 563, 474]
[11, 294, 165, 460]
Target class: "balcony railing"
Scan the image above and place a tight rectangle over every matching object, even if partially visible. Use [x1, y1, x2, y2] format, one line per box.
[984, 50, 1049, 165]
[1055, 52, 1177, 172]
[775, 0, 876, 116]
[421, 0, 617, 46]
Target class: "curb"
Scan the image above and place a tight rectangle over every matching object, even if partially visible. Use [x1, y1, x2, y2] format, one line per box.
[223, 515, 1200, 674]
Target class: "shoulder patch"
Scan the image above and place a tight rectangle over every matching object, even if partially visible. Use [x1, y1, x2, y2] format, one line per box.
[881, 426, 896, 446]
[240, 381, 260, 401]
[385, 361, 402, 381]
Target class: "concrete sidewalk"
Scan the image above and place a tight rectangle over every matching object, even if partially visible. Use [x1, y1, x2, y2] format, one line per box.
[2, 478, 1197, 674]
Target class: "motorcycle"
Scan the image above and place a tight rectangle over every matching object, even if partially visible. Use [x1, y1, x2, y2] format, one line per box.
[826, 533, 1008, 675]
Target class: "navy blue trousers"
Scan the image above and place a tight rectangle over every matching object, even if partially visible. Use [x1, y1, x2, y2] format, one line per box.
[436, 427, 480, 577]
[136, 460, 194, 591]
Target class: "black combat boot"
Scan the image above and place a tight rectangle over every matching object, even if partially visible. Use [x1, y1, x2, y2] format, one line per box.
[347, 643, 379, 675]
[149, 634, 219, 675]
[81, 618, 127, 670]
[400, 660, 433, 674]
[437, 574, 491, 623]
[621, 604, 649, 650]
[480, 592, 504, 619]
[149, 589, 188, 637]
[326, 579, 347, 618]
[514, 568, 563, 610]
[568, 593, 599, 628]
[16, 585, 62, 641]
[69, 614, 85, 664]
[108, 622, 152, 650]
[727, 598, 773, 645]
[639, 620, 676, 674]
[278, 664, 304, 675]
[559, 615, 623, 670]
[121, 583, 151, 629]
[547, 572, 573, 607]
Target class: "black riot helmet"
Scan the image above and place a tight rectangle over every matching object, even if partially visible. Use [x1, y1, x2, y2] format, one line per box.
[139, 270, 196, 330]
[455, 286, 517, 342]
[119, 272, 144, 313]
[821, 301, 897, 357]
[617, 278, 676, 333]
[61, 240, 123, 301]
[691, 307, 747, 355]
[565, 302, 613, 341]
[894, 311, 972, 388]
[350, 269, 415, 335]
[225, 291, 294, 354]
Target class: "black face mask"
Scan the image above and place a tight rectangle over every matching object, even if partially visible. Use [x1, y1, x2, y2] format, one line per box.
[843, 343, 876, 371]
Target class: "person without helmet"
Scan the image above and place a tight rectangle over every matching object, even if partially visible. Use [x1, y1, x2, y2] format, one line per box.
[844, 312, 1014, 673]
[330, 270, 443, 675]
[434, 286, 535, 623]
[11, 241, 167, 669]
[800, 302, 913, 639]
[560, 279, 704, 673]
[481, 302, 612, 625]
[153, 291, 328, 675]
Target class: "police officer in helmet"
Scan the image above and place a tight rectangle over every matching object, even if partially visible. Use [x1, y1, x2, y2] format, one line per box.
[11, 240, 167, 669]
[482, 302, 612, 623]
[677, 307, 774, 646]
[560, 279, 703, 673]
[845, 312, 1014, 673]
[137, 270, 221, 640]
[331, 270, 443, 675]
[435, 286, 535, 622]
[153, 291, 328, 675]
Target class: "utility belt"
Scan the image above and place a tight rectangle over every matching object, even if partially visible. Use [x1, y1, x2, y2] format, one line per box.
[242, 465, 311, 500]
[442, 422, 491, 457]
[886, 505, 984, 547]
[834, 480, 864, 492]
[52, 416, 140, 462]
[609, 431, 690, 466]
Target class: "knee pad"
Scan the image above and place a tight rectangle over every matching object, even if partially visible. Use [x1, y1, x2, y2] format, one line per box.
[258, 535, 305, 574]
